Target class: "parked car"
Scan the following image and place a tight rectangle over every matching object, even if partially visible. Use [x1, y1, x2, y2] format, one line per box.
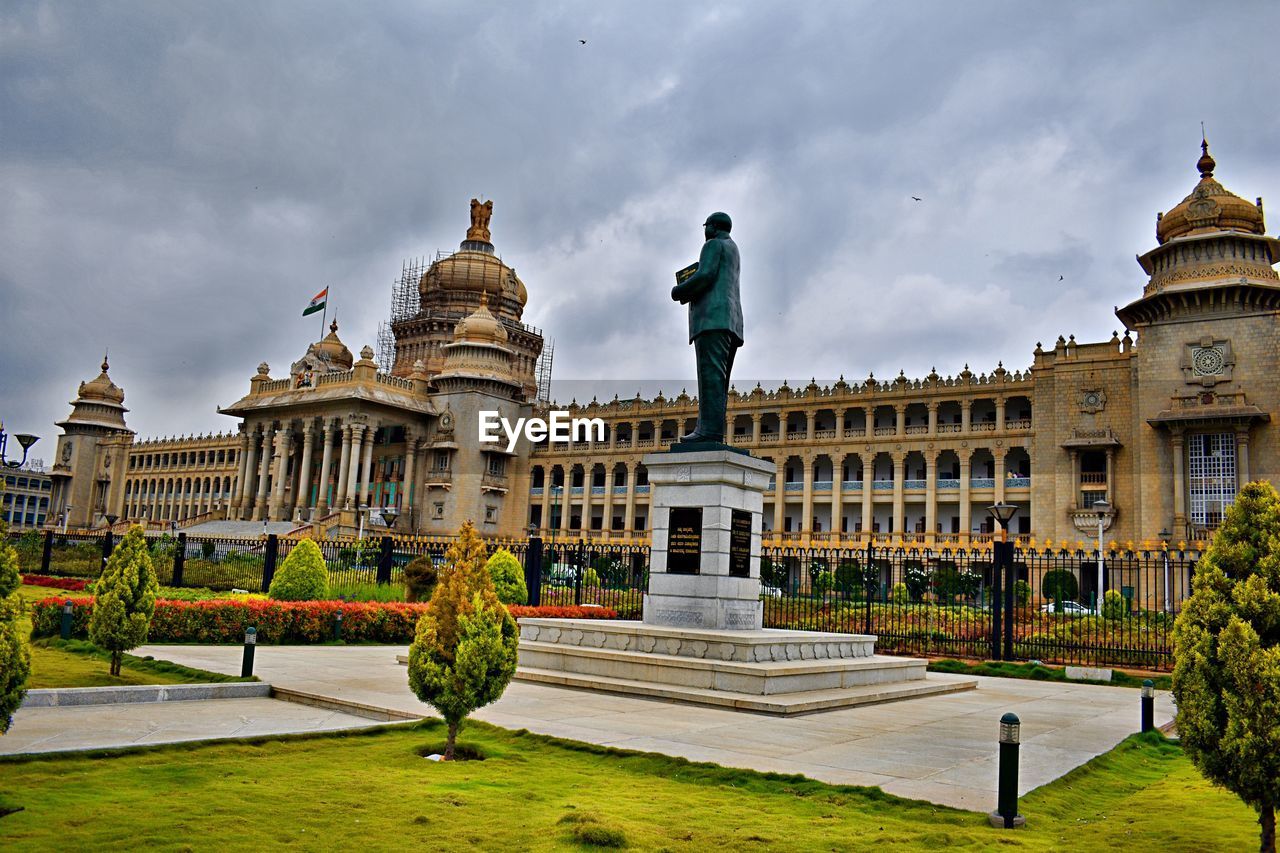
[1041, 600, 1095, 616]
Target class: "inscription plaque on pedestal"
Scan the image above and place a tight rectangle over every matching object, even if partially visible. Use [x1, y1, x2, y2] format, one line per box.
[667, 507, 702, 574]
[729, 509, 751, 578]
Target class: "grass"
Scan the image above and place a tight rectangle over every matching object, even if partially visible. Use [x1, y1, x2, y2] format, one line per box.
[14, 584, 252, 689]
[0, 722, 1257, 850]
[928, 658, 1173, 690]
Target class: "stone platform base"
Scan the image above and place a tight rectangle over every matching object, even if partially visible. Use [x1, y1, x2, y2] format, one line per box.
[513, 619, 976, 715]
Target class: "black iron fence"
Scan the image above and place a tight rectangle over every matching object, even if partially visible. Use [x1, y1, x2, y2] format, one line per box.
[10, 528, 1199, 669]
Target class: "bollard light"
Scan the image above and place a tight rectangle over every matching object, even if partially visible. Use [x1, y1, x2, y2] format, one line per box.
[1141, 679, 1155, 733]
[241, 626, 257, 678]
[990, 712, 1026, 829]
[60, 599, 75, 640]
[334, 608, 343, 642]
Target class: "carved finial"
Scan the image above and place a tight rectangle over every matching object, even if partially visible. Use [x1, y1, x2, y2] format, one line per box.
[478, 291, 489, 309]
[1197, 135, 1215, 179]
[360, 345, 374, 361]
[467, 198, 494, 242]
[101, 350, 110, 373]
[256, 362, 270, 376]
[330, 319, 338, 335]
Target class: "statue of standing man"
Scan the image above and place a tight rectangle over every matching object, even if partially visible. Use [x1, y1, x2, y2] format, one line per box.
[671, 211, 742, 445]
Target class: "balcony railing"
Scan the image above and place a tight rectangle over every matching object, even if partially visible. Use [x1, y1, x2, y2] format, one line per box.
[903, 479, 926, 489]
[872, 481, 894, 491]
[970, 478, 995, 488]
[973, 421, 997, 431]
[1081, 472, 1107, 485]
[1005, 419, 1032, 430]
[905, 425, 928, 435]
[634, 485, 650, 494]
[530, 487, 544, 496]
[812, 480, 832, 492]
[841, 480, 862, 491]
[569, 486, 584, 496]
[843, 428, 866, 438]
[760, 433, 780, 443]
[937, 423, 962, 433]
[1007, 477, 1031, 488]
[936, 478, 960, 489]
[612, 486, 627, 496]
[786, 430, 806, 441]
[784, 482, 803, 492]
[873, 427, 895, 436]
[815, 429, 837, 440]
[591, 486, 606, 496]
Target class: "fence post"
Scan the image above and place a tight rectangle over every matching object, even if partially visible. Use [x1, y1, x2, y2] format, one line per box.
[525, 536, 543, 607]
[101, 530, 114, 572]
[173, 532, 187, 587]
[376, 536, 394, 585]
[864, 541, 874, 635]
[574, 541, 584, 606]
[1002, 541, 1016, 662]
[261, 534, 279, 593]
[42, 529, 53, 573]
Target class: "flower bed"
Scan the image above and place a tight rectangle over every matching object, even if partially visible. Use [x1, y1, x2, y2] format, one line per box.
[29, 598, 619, 645]
[21, 574, 91, 591]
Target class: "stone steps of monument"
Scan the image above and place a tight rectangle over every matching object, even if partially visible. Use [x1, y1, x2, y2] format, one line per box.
[518, 640, 928, 695]
[514, 665, 977, 715]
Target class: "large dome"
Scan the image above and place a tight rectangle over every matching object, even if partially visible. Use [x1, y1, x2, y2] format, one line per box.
[312, 319, 354, 370]
[78, 356, 125, 405]
[1156, 141, 1266, 244]
[419, 245, 528, 306]
[452, 293, 509, 345]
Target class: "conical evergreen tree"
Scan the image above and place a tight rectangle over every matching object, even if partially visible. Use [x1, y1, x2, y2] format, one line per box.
[88, 525, 160, 676]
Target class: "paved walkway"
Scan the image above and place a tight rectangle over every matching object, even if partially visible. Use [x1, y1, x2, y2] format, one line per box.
[110, 644, 1173, 812]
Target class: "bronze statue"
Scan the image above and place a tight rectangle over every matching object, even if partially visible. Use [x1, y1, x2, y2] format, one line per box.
[670, 211, 742, 444]
[467, 198, 494, 242]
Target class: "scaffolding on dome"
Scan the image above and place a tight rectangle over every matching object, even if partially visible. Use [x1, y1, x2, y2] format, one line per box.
[375, 321, 396, 373]
[390, 257, 424, 324]
[534, 339, 554, 405]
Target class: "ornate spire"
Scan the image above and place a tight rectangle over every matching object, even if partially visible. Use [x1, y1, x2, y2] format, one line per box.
[1197, 137, 1215, 179]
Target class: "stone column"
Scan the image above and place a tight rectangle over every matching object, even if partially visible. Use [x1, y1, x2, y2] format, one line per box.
[601, 463, 615, 535]
[580, 464, 593, 531]
[334, 423, 353, 510]
[864, 409, 874, 435]
[1236, 427, 1251, 488]
[751, 413, 762, 444]
[402, 429, 418, 521]
[238, 427, 260, 519]
[927, 402, 938, 435]
[892, 452, 905, 536]
[268, 428, 292, 521]
[801, 452, 814, 535]
[294, 421, 315, 520]
[895, 404, 906, 436]
[346, 424, 365, 509]
[925, 450, 938, 538]
[772, 458, 785, 534]
[540, 470, 553, 533]
[230, 429, 251, 515]
[359, 425, 376, 506]
[608, 424, 617, 451]
[830, 457, 843, 538]
[959, 449, 973, 540]
[806, 411, 816, 441]
[961, 400, 971, 434]
[995, 397, 1006, 431]
[1104, 447, 1115, 505]
[254, 426, 274, 521]
[315, 419, 337, 516]
[861, 457, 874, 536]
[1071, 450, 1082, 509]
[994, 448, 1006, 503]
[1170, 431, 1186, 530]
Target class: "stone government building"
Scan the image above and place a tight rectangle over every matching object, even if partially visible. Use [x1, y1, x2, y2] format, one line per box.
[47, 142, 1278, 546]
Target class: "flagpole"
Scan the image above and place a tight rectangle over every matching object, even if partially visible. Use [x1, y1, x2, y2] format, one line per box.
[320, 287, 328, 338]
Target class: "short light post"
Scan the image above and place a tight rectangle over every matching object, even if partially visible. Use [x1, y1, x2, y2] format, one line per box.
[357, 503, 370, 541]
[62, 506, 72, 534]
[1158, 528, 1172, 614]
[60, 600, 75, 640]
[104, 513, 119, 530]
[1141, 679, 1155, 733]
[987, 503, 1018, 661]
[382, 506, 399, 531]
[989, 712, 1025, 828]
[241, 626, 257, 678]
[1093, 500, 1111, 613]
[333, 608, 343, 642]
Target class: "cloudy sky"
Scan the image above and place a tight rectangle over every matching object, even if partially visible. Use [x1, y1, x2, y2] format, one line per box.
[3, 1, 1278, 450]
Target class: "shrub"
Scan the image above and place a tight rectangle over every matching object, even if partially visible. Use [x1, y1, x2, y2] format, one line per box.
[485, 548, 528, 605]
[834, 561, 860, 597]
[583, 566, 601, 587]
[890, 582, 909, 605]
[20, 575, 90, 591]
[403, 556, 439, 603]
[1173, 481, 1280, 852]
[1, 530, 31, 734]
[812, 571, 835, 596]
[87, 525, 159, 676]
[201, 540, 216, 560]
[408, 522, 518, 760]
[1013, 579, 1031, 608]
[903, 564, 930, 602]
[1101, 588, 1127, 620]
[1042, 569, 1079, 603]
[268, 539, 329, 601]
[760, 556, 788, 591]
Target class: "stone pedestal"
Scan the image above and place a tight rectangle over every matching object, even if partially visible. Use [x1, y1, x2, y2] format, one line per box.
[642, 450, 774, 631]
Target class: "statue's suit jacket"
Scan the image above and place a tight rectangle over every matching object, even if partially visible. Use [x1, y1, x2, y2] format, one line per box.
[671, 233, 743, 345]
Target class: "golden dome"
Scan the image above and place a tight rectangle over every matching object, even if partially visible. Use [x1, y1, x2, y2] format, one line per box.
[453, 293, 509, 345]
[1156, 141, 1266, 244]
[313, 320, 354, 370]
[420, 248, 527, 306]
[78, 355, 125, 405]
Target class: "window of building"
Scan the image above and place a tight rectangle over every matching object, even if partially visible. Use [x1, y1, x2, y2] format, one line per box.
[432, 451, 450, 472]
[1188, 432, 1236, 528]
[484, 505, 497, 524]
[487, 455, 506, 477]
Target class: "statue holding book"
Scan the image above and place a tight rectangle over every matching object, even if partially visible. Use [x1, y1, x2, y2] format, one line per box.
[670, 211, 742, 445]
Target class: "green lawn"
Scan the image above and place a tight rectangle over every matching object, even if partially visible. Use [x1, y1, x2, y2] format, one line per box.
[15, 585, 249, 690]
[0, 723, 1256, 851]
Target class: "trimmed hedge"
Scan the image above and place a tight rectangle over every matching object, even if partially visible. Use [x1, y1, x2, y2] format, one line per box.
[20, 575, 90, 592]
[31, 597, 618, 645]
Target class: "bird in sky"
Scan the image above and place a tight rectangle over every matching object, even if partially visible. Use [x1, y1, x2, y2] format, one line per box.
[1058, 275, 1064, 281]
[911, 196, 921, 201]
[579, 39, 587, 44]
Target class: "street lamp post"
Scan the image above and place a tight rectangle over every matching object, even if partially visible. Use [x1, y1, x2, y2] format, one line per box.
[1159, 527, 1172, 614]
[986, 502, 1018, 661]
[62, 505, 73, 534]
[0, 424, 39, 469]
[357, 503, 370, 540]
[1093, 499, 1111, 613]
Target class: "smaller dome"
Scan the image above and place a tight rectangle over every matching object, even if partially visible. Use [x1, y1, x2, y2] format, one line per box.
[78, 355, 125, 405]
[313, 320, 354, 370]
[1156, 141, 1266, 244]
[453, 293, 509, 345]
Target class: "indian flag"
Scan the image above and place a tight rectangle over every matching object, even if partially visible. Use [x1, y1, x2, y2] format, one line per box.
[303, 287, 328, 317]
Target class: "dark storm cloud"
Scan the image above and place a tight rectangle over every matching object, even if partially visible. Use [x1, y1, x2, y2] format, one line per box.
[1, 0, 1277, 445]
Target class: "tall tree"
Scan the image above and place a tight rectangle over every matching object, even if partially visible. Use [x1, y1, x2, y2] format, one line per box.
[1173, 481, 1280, 853]
[0, 520, 31, 734]
[88, 525, 160, 676]
[407, 521, 518, 759]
